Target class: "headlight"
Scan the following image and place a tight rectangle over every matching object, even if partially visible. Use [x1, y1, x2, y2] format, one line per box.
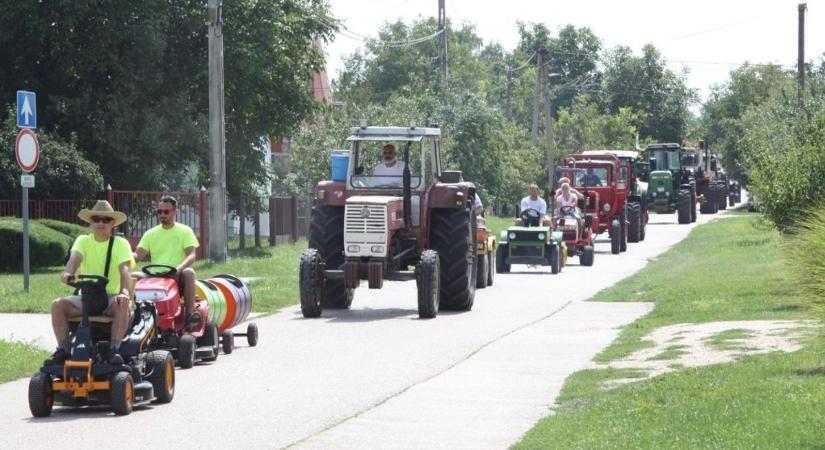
[657, 186, 665, 192]
[603, 203, 611, 212]
[135, 290, 169, 302]
[370, 245, 384, 254]
[508, 232, 516, 239]
[537, 233, 545, 240]
[347, 245, 360, 253]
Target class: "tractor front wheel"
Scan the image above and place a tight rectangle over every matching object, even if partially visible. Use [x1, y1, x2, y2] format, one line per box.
[610, 220, 621, 254]
[581, 245, 595, 267]
[28, 372, 53, 418]
[677, 189, 691, 224]
[111, 372, 134, 416]
[487, 252, 495, 286]
[476, 253, 488, 289]
[496, 244, 510, 273]
[549, 244, 561, 274]
[416, 250, 440, 319]
[430, 207, 477, 311]
[299, 248, 324, 318]
[700, 186, 716, 214]
[627, 202, 641, 243]
[308, 205, 354, 309]
[178, 334, 196, 369]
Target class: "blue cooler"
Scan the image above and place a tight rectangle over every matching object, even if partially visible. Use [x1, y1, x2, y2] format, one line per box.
[331, 149, 350, 182]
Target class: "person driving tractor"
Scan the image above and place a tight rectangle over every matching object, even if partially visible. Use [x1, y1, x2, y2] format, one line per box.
[555, 176, 582, 200]
[373, 144, 406, 177]
[583, 168, 602, 187]
[134, 195, 201, 331]
[554, 183, 580, 219]
[46, 200, 133, 365]
[516, 183, 552, 226]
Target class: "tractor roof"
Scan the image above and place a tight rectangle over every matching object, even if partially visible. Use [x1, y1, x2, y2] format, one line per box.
[347, 126, 441, 142]
[582, 149, 640, 159]
[645, 143, 681, 151]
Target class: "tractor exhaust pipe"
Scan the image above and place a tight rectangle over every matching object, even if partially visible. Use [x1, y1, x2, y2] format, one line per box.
[402, 141, 412, 230]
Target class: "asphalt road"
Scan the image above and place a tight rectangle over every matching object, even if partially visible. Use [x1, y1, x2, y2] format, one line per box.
[0, 208, 734, 449]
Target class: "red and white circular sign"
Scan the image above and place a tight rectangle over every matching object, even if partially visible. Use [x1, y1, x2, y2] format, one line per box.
[15, 128, 39, 173]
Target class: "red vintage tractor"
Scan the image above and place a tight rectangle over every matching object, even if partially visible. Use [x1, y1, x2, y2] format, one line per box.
[558, 154, 628, 254]
[300, 124, 479, 319]
[583, 150, 649, 242]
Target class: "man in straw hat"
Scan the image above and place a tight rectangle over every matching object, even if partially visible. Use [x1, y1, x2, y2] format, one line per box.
[46, 200, 133, 365]
[134, 194, 201, 331]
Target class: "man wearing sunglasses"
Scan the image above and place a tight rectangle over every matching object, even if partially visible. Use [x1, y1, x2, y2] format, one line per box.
[46, 200, 133, 365]
[134, 195, 201, 331]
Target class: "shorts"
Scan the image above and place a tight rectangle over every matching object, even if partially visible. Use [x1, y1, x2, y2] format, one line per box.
[63, 294, 118, 315]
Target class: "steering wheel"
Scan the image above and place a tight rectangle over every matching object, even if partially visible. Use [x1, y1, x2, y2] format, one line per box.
[560, 205, 577, 217]
[67, 274, 108, 290]
[520, 208, 541, 227]
[142, 264, 178, 278]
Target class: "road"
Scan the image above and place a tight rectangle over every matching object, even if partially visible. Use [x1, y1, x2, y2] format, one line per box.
[0, 210, 733, 449]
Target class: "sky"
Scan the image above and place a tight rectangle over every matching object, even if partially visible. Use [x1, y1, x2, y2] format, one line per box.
[325, 0, 825, 105]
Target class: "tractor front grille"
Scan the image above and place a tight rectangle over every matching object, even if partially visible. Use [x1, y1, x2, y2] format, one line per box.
[345, 205, 386, 235]
[510, 245, 543, 258]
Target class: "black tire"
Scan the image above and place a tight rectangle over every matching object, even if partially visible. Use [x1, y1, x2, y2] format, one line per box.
[718, 186, 727, 210]
[729, 195, 735, 208]
[28, 372, 53, 417]
[700, 185, 716, 214]
[430, 208, 477, 311]
[476, 253, 488, 289]
[178, 334, 195, 369]
[146, 350, 175, 404]
[111, 372, 134, 416]
[581, 245, 594, 267]
[299, 248, 324, 318]
[496, 244, 510, 273]
[619, 211, 628, 252]
[221, 331, 234, 354]
[610, 220, 621, 254]
[308, 205, 353, 309]
[247, 322, 258, 347]
[548, 245, 560, 274]
[198, 321, 220, 362]
[690, 189, 697, 222]
[640, 208, 647, 241]
[677, 189, 691, 224]
[416, 250, 439, 319]
[627, 202, 641, 243]
[487, 252, 494, 286]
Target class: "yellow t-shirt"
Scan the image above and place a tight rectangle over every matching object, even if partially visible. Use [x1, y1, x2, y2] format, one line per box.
[71, 235, 133, 295]
[137, 223, 200, 267]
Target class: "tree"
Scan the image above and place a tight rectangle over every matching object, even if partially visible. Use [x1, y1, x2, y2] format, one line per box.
[555, 96, 641, 153]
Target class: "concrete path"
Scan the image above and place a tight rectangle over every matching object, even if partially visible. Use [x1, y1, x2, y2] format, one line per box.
[0, 209, 732, 449]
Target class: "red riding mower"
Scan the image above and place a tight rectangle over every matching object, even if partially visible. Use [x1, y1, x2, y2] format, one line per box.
[554, 201, 596, 267]
[134, 265, 219, 369]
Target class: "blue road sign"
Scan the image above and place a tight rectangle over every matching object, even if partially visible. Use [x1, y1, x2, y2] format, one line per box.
[17, 91, 36, 129]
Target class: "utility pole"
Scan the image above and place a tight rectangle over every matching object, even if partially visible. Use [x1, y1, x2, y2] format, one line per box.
[438, 0, 448, 95]
[531, 49, 543, 145]
[207, 0, 228, 263]
[798, 3, 807, 108]
[542, 48, 555, 193]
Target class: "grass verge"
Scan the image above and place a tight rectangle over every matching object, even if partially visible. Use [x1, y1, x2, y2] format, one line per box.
[0, 340, 50, 383]
[514, 214, 825, 449]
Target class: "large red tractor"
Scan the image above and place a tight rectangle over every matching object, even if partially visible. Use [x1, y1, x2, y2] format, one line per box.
[300, 125, 479, 319]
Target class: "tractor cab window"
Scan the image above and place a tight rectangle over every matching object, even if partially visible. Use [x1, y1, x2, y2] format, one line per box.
[350, 141, 423, 189]
[650, 149, 681, 171]
[571, 167, 608, 187]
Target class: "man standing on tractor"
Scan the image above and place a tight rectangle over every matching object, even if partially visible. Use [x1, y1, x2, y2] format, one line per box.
[46, 200, 133, 365]
[134, 195, 201, 331]
[516, 184, 552, 226]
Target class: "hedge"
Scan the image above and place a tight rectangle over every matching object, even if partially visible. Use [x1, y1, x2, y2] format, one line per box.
[0, 218, 73, 271]
[37, 219, 89, 242]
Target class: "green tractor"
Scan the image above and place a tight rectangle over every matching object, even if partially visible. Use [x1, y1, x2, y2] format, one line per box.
[496, 209, 566, 275]
[644, 143, 695, 225]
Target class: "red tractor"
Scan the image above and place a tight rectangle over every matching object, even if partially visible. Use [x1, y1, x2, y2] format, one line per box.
[300, 125, 479, 319]
[558, 154, 628, 254]
[583, 150, 649, 242]
[134, 265, 219, 369]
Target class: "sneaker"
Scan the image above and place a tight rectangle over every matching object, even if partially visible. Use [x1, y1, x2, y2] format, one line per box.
[108, 351, 124, 365]
[44, 348, 69, 365]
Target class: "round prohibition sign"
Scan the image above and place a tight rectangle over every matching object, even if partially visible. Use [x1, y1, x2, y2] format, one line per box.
[15, 128, 40, 173]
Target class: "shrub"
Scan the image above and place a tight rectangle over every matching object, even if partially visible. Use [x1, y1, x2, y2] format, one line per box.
[786, 206, 825, 317]
[37, 219, 89, 242]
[0, 218, 71, 271]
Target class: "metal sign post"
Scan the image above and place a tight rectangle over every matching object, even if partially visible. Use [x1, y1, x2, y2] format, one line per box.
[16, 90, 39, 292]
[22, 178, 30, 292]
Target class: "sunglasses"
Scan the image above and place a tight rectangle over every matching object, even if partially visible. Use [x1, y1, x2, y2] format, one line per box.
[156, 209, 173, 215]
[91, 216, 113, 224]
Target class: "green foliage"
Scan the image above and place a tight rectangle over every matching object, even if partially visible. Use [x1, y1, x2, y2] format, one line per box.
[0, 339, 50, 383]
[0, 108, 103, 199]
[786, 206, 825, 319]
[37, 219, 89, 241]
[0, 218, 71, 271]
[555, 97, 641, 152]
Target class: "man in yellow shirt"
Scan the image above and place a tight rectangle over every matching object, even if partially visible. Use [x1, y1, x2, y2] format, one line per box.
[134, 195, 200, 330]
[47, 201, 132, 365]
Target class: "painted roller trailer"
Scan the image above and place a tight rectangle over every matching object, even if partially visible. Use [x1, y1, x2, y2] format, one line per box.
[205, 274, 258, 353]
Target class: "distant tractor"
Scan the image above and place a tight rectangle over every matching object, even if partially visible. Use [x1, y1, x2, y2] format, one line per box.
[582, 150, 649, 243]
[300, 125, 479, 319]
[558, 153, 629, 254]
[497, 209, 566, 274]
[644, 143, 695, 225]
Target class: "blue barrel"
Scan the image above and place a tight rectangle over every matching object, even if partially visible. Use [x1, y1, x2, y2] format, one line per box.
[331, 149, 350, 182]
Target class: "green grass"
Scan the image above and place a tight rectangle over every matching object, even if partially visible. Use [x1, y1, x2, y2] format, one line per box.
[515, 214, 825, 449]
[0, 239, 307, 314]
[0, 340, 50, 383]
[705, 328, 755, 351]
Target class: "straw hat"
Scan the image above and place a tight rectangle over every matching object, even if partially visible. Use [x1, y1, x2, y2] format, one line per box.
[77, 200, 127, 227]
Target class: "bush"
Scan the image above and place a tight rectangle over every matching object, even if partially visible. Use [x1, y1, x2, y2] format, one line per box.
[37, 219, 89, 242]
[0, 218, 71, 271]
[786, 206, 825, 317]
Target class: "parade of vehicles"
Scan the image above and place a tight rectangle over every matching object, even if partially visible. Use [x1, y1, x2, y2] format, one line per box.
[300, 125, 480, 319]
[497, 208, 566, 274]
[29, 275, 175, 417]
[558, 153, 629, 254]
[582, 150, 649, 243]
[680, 143, 727, 215]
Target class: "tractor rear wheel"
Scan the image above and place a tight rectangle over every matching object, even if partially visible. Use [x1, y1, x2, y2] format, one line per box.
[28, 372, 53, 417]
[147, 350, 175, 404]
[549, 244, 561, 274]
[700, 185, 716, 214]
[619, 211, 628, 252]
[718, 186, 728, 210]
[416, 250, 439, 319]
[690, 189, 697, 222]
[677, 189, 691, 224]
[476, 253, 488, 289]
[581, 245, 595, 267]
[308, 205, 354, 309]
[627, 202, 641, 243]
[610, 220, 621, 254]
[299, 248, 324, 318]
[430, 207, 477, 311]
[496, 244, 510, 273]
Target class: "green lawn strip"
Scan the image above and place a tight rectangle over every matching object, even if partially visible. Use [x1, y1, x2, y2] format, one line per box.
[647, 344, 688, 361]
[704, 328, 755, 351]
[0, 339, 50, 383]
[514, 214, 825, 449]
[0, 239, 308, 314]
